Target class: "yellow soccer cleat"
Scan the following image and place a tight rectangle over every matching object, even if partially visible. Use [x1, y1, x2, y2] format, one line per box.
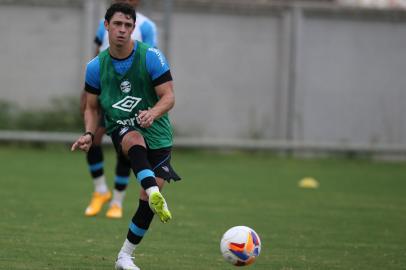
[106, 203, 123, 219]
[84, 191, 112, 216]
[148, 192, 172, 223]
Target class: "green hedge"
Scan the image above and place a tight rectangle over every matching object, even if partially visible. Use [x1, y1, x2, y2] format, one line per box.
[0, 97, 83, 132]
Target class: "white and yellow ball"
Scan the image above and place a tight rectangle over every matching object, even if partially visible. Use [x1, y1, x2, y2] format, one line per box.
[220, 226, 261, 266]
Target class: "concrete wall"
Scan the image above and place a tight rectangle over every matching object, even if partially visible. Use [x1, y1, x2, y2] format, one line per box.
[169, 12, 284, 140]
[295, 10, 406, 145]
[169, 7, 406, 146]
[0, 5, 85, 109]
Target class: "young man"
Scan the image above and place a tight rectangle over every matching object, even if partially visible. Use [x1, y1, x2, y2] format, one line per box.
[72, 3, 179, 269]
[83, 0, 159, 219]
[96, 0, 157, 51]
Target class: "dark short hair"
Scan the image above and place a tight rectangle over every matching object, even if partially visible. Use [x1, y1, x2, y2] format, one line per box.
[105, 3, 136, 23]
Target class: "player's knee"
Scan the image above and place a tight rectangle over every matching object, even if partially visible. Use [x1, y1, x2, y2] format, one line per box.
[122, 131, 145, 153]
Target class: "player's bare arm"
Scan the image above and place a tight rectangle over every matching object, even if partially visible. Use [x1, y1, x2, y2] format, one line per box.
[138, 81, 174, 128]
[71, 92, 100, 152]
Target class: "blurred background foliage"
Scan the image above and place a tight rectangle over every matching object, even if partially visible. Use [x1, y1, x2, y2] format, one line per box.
[0, 97, 82, 132]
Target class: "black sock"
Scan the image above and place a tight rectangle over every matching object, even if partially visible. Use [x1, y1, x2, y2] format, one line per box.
[115, 157, 131, 191]
[127, 145, 157, 190]
[127, 200, 155, 244]
[86, 145, 104, 178]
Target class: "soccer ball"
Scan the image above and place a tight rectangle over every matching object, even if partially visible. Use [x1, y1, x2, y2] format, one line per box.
[220, 226, 261, 266]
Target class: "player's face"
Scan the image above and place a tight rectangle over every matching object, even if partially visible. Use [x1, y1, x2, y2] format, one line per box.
[105, 12, 135, 47]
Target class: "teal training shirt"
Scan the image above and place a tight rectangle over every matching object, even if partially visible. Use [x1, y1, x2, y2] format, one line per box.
[98, 41, 173, 149]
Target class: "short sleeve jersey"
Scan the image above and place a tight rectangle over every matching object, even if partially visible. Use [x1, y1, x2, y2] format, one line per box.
[84, 42, 173, 149]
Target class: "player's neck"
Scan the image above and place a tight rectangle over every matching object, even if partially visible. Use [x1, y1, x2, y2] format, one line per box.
[109, 41, 134, 59]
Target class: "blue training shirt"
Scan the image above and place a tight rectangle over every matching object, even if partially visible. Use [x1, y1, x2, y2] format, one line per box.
[85, 43, 170, 94]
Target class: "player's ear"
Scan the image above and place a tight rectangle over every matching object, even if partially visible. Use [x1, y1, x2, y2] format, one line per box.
[104, 20, 109, 30]
[130, 22, 135, 33]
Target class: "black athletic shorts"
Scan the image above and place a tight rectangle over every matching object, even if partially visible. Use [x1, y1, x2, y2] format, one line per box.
[111, 126, 181, 182]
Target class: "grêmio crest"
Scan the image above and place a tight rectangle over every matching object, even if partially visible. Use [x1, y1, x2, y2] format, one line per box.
[120, 80, 132, 93]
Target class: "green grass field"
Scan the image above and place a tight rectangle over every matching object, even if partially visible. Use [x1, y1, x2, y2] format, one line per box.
[0, 144, 405, 270]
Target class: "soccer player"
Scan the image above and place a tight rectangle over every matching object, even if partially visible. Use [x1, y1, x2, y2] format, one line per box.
[83, 0, 158, 219]
[72, 3, 179, 269]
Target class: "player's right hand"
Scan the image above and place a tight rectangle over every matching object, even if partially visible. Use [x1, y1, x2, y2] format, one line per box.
[71, 134, 92, 152]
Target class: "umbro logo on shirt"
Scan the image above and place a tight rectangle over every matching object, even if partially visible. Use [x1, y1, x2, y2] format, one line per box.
[112, 96, 142, 112]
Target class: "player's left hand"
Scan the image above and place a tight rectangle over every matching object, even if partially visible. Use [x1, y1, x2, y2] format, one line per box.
[138, 109, 156, 128]
[71, 134, 92, 152]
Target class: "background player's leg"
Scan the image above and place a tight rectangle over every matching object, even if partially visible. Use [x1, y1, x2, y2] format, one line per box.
[84, 127, 111, 216]
[106, 156, 131, 218]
